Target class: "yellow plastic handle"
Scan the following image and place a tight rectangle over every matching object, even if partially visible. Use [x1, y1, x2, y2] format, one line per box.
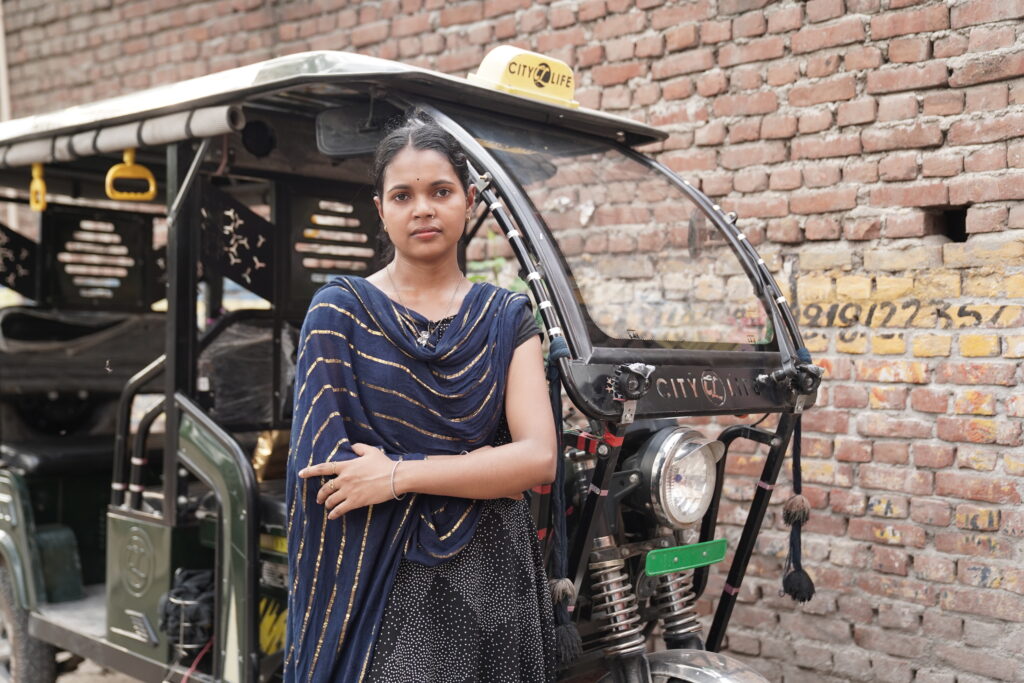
[105, 148, 157, 201]
[29, 163, 47, 212]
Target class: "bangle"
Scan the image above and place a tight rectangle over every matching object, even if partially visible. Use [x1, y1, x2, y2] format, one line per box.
[390, 458, 406, 501]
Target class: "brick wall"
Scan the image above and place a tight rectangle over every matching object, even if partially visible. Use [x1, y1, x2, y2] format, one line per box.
[4, 0, 1024, 681]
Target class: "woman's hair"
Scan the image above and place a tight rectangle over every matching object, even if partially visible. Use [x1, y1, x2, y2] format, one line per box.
[370, 113, 473, 269]
[372, 113, 472, 197]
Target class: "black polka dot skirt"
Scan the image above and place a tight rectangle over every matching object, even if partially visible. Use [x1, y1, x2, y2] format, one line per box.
[365, 497, 557, 682]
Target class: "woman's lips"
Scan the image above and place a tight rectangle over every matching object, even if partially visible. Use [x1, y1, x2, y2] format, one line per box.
[411, 227, 442, 238]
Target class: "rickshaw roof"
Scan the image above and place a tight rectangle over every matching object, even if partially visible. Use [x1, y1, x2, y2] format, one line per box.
[0, 50, 666, 159]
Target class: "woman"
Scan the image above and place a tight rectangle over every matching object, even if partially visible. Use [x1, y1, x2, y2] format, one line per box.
[285, 115, 558, 682]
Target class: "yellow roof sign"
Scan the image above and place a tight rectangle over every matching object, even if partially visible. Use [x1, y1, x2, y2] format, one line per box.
[468, 46, 580, 109]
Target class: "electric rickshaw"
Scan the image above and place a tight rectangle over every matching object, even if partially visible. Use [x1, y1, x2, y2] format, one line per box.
[0, 47, 820, 682]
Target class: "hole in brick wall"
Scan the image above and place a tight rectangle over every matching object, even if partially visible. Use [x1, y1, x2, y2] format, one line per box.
[931, 207, 968, 243]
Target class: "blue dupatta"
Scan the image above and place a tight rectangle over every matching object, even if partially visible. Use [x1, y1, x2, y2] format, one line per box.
[284, 275, 530, 682]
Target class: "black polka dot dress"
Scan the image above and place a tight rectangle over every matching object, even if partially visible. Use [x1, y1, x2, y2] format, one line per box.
[365, 314, 557, 683]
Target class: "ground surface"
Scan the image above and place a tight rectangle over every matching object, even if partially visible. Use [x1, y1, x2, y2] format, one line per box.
[60, 660, 140, 682]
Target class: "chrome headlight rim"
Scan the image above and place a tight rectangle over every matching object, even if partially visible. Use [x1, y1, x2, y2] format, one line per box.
[642, 427, 723, 529]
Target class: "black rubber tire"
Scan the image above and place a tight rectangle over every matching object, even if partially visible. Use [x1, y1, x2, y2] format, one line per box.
[0, 564, 57, 683]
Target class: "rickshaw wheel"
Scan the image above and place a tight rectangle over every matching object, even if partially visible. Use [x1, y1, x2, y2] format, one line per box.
[0, 564, 57, 683]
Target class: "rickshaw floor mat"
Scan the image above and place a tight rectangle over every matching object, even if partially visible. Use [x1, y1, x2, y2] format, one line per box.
[31, 582, 106, 639]
[0, 435, 117, 476]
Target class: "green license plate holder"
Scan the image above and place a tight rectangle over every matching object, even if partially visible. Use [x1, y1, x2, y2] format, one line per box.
[645, 538, 727, 576]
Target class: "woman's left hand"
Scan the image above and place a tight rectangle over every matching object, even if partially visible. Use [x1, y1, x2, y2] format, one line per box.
[298, 443, 397, 519]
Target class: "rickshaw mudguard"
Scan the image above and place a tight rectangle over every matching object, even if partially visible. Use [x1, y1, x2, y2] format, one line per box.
[0, 470, 46, 610]
[599, 650, 769, 683]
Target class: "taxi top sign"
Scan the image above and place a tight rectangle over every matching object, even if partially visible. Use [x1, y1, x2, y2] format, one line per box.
[468, 46, 580, 109]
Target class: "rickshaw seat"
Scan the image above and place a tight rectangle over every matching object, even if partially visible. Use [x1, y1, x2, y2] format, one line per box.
[257, 478, 288, 533]
[0, 435, 114, 476]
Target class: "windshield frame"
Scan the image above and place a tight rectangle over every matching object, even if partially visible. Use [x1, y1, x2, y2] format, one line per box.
[429, 100, 785, 361]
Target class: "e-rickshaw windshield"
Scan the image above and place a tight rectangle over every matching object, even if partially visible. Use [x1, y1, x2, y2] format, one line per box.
[450, 109, 775, 352]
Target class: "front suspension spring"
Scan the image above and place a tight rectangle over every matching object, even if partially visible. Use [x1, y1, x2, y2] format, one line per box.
[652, 569, 701, 640]
[589, 557, 647, 657]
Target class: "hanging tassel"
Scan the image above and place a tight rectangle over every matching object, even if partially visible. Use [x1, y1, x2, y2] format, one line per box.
[783, 494, 810, 526]
[781, 415, 815, 602]
[545, 336, 582, 666]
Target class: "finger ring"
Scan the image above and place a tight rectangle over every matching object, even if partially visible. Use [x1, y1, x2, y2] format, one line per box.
[329, 481, 336, 492]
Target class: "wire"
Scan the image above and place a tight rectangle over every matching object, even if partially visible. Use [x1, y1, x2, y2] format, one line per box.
[181, 638, 212, 683]
[750, 413, 770, 428]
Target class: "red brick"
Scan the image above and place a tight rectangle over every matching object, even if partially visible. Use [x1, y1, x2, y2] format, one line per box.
[651, 49, 714, 78]
[921, 152, 963, 177]
[802, 408, 850, 434]
[911, 498, 951, 527]
[951, 49, 1024, 88]
[700, 19, 732, 44]
[789, 74, 856, 107]
[804, 216, 840, 240]
[844, 218, 882, 240]
[872, 546, 911, 576]
[732, 10, 766, 38]
[866, 61, 948, 94]
[912, 443, 955, 468]
[728, 119, 760, 144]
[879, 152, 918, 181]
[759, 114, 797, 139]
[440, 3, 483, 25]
[967, 25, 1016, 52]
[863, 440, 909, 464]
[837, 98, 877, 126]
[951, 0, 1024, 29]
[965, 83, 1009, 112]
[869, 182, 948, 208]
[955, 503, 1002, 531]
[718, 36, 785, 67]
[719, 0, 773, 15]
[856, 359, 929, 383]
[765, 5, 800, 33]
[792, 134, 862, 160]
[719, 141, 787, 169]
[935, 531, 1011, 559]
[936, 416, 997, 444]
[949, 171, 1024, 203]
[712, 91, 779, 117]
[860, 464, 934, 496]
[767, 217, 802, 243]
[591, 62, 646, 86]
[726, 195, 789, 218]
[849, 518, 927, 547]
[965, 205, 1008, 234]
[877, 93, 919, 121]
[923, 91, 965, 115]
[792, 16, 866, 54]
[934, 361, 1017, 386]
[935, 471, 1020, 503]
[871, 5, 949, 39]
[947, 112, 1024, 145]
[806, 0, 844, 23]
[650, 1, 713, 28]
[665, 23, 698, 52]
[845, 45, 883, 70]
[889, 36, 931, 63]
[831, 488, 867, 514]
[798, 108, 833, 134]
[807, 53, 842, 79]
[593, 11, 645, 39]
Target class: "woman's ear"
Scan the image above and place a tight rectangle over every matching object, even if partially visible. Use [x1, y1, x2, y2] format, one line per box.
[373, 194, 383, 220]
[465, 184, 477, 212]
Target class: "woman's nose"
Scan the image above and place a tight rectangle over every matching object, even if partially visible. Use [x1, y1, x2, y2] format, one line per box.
[412, 194, 434, 218]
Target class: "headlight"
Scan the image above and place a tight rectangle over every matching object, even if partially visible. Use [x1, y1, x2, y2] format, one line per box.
[638, 427, 723, 528]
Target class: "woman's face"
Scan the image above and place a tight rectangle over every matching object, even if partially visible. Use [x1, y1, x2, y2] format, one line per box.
[374, 145, 476, 265]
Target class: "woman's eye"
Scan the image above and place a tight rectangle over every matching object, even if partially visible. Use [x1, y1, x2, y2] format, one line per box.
[435, 188, 451, 198]
[393, 192, 409, 201]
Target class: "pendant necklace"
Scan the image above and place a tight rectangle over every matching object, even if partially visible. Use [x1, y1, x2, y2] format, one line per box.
[386, 265, 463, 347]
